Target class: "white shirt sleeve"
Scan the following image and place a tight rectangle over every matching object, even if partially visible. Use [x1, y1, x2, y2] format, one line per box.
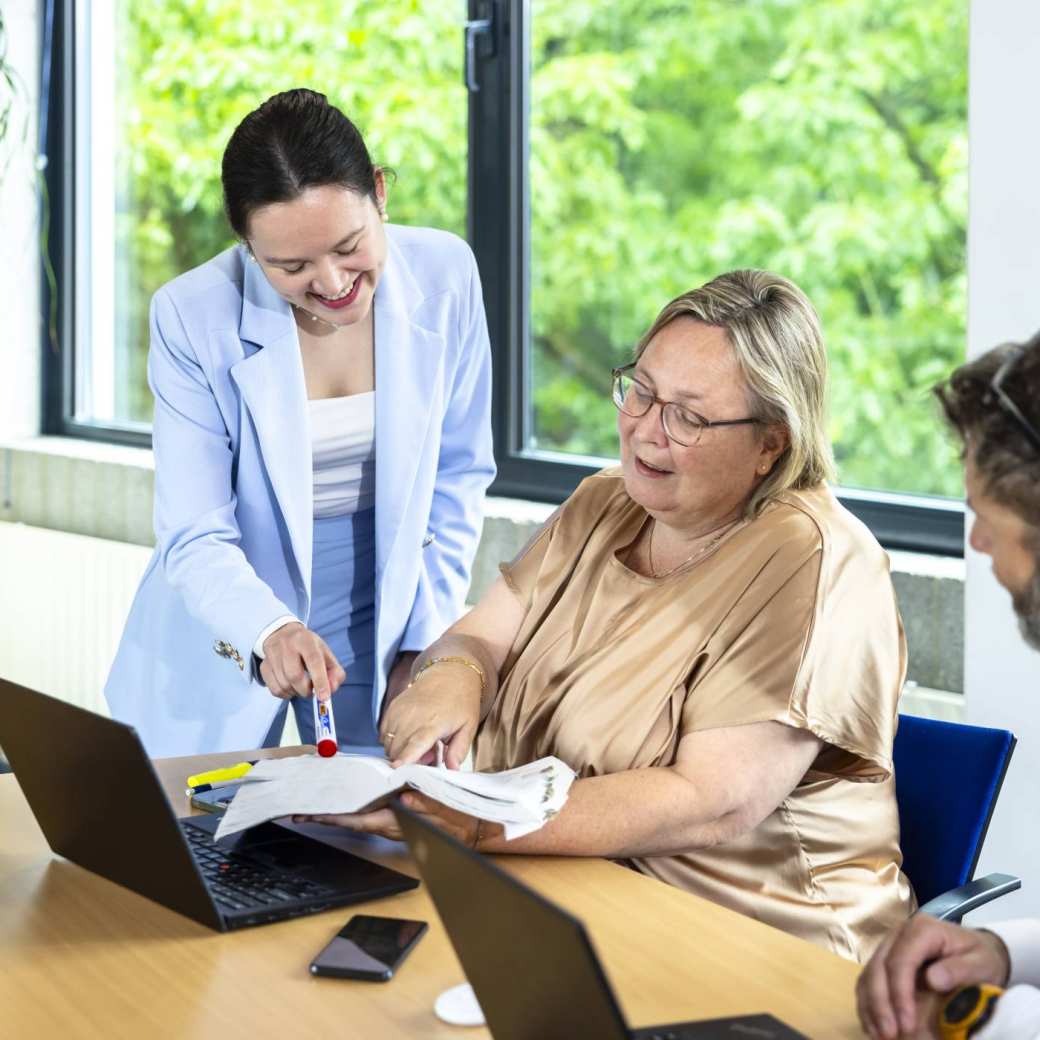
[986, 920, 1040, 987]
[973, 985, 1040, 1039]
[253, 615, 300, 659]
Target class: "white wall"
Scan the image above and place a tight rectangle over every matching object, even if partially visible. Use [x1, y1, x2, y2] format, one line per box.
[0, 0, 42, 441]
[963, 0, 1040, 920]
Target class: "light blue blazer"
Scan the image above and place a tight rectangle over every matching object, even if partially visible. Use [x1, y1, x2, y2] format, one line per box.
[105, 225, 495, 756]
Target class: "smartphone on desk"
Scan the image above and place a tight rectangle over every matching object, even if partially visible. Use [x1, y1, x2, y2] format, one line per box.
[310, 915, 428, 981]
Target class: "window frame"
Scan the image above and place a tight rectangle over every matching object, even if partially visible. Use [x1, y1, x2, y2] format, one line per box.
[42, 0, 966, 554]
[41, 0, 151, 449]
[466, 0, 965, 556]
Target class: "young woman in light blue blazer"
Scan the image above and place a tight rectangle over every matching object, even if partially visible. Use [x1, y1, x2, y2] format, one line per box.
[105, 89, 495, 757]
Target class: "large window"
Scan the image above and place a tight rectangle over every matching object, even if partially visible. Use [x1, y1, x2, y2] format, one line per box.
[529, 1, 967, 497]
[47, 0, 967, 551]
[47, 0, 466, 434]
[469, 0, 967, 551]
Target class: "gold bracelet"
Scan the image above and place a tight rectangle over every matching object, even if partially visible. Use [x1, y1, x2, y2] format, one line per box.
[413, 655, 486, 695]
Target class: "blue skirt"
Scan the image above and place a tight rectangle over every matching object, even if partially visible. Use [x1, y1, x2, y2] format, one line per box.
[263, 508, 380, 752]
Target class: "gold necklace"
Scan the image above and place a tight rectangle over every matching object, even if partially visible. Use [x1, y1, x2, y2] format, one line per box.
[293, 304, 344, 332]
[647, 518, 735, 579]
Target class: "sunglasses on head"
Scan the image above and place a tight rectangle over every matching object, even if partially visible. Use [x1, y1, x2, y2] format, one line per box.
[988, 348, 1040, 455]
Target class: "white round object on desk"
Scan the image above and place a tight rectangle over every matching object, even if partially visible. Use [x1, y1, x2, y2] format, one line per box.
[434, 982, 485, 1027]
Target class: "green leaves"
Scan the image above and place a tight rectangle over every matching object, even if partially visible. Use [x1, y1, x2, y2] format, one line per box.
[526, 0, 967, 497]
[116, 0, 967, 498]
[116, 1, 467, 420]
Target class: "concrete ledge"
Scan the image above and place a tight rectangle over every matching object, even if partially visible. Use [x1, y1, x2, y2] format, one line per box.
[2, 436, 966, 694]
[468, 495, 555, 601]
[899, 684, 965, 722]
[1, 437, 155, 546]
[889, 551, 965, 696]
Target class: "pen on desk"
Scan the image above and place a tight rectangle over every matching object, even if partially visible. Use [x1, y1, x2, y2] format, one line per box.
[185, 760, 257, 792]
[184, 778, 245, 797]
[313, 696, 338, 758]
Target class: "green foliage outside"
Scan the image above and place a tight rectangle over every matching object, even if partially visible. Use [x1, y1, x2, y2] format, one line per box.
[116, 0, 966, 498]
[114, 0, 468, 421]
[0, 12, 19, 163]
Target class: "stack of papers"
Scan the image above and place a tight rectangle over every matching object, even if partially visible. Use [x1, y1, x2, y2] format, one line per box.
[213, 754, 576, 841]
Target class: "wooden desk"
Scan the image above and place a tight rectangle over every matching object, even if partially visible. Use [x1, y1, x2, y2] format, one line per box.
[0, 749, 865, 1038]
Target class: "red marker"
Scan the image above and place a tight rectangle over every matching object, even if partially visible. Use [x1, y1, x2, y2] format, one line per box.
[313, 697, 338, 758]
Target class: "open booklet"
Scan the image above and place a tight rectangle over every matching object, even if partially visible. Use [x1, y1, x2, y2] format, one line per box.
[213, 753, 576, 842]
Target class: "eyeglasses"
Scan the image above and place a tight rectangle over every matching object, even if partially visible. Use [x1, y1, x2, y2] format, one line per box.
[611, 364, 759, 447]
[989, 349, 1040, 454]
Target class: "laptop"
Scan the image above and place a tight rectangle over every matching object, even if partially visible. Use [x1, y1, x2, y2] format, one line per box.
[0, 679, 417, 931]
[394, 806, 808, 1040]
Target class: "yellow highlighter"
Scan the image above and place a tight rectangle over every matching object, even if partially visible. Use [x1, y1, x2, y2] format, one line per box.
[185, 760, 257, 795]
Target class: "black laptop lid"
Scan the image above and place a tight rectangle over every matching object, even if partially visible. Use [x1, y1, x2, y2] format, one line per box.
[0, 679, 221, 929]
[395, 805, 630, 1040]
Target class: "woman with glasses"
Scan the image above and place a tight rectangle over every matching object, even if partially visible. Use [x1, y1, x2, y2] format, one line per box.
[305, 269, 913, 962]
[104, 89, 494, 756]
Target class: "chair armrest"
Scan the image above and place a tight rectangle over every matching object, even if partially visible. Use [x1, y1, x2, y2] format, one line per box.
[917, 873, 1022, 923]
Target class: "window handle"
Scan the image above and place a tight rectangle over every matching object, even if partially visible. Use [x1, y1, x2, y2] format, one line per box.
[464, 15, 493, 93]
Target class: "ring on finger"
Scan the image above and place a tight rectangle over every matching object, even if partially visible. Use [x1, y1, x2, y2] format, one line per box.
[384, 731, 396, 739]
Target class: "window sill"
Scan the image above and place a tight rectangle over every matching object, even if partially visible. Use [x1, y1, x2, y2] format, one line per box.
[0, 436, 964, 693]
[1, 435, 155, 545]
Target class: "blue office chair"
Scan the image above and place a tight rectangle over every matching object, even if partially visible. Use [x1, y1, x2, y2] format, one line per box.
[894, 713, 1020, 922]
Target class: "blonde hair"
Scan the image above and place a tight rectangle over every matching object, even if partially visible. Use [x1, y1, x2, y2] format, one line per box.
[635, 269, 835, 517]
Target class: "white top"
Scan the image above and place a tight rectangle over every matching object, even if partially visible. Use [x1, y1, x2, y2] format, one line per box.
[309, 392, 376, 519]
[975, 919, 1040, 1038]
[253, 392, 377, 660]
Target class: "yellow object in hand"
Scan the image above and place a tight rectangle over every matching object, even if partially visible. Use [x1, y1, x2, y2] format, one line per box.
[938, 983, 1004, 1040]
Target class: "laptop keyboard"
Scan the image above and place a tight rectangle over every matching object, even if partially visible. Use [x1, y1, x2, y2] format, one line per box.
[632, 1017, 806, 1040]
[183, 822, 340, 914]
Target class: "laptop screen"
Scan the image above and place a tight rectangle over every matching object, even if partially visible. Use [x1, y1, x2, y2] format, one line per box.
[396, 806, 631, 1040]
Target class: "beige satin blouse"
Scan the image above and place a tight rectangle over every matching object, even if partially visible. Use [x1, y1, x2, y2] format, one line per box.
[474, 468, 915, 962]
